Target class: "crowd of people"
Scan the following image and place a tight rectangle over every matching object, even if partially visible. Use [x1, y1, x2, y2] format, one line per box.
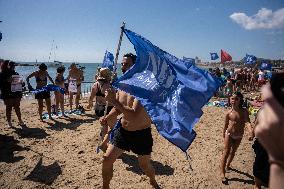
[1, 57, 283, 188]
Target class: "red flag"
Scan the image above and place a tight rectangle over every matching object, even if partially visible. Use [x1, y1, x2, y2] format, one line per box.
[221, 49, 232, 63]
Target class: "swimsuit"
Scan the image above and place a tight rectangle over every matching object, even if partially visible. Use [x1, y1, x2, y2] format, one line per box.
[111, 120, 153, 155]
[225, 129, 242, 140]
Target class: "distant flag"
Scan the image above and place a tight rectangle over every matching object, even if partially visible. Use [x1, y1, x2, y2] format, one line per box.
[112, 28, 222, 152]
[221, 49, 232, 63]
[245, 54, 257, 64]
[210, 53, 219, 60]
[101, 50, 114, 71]
[182, 56, 195, 66]
[260, 60, 272, 70]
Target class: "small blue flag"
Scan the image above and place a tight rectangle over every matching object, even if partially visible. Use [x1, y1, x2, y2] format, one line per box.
[245, 54, 257, 64]
[182, 57, 195, 66]
[260, 60, 272, 70]
[210, 53, 219, 60]
[102, 50, 114, 71]
[112, 29, 222, 152]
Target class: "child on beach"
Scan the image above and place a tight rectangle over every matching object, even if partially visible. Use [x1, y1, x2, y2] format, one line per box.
[54, 66, 66, 116]
[220, 92, 254, 182]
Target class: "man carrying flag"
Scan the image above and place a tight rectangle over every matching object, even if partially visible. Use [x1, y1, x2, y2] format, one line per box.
[221, 49, 232, 63]
[100, 27, 221, 188]
[100, 53, 159, 189]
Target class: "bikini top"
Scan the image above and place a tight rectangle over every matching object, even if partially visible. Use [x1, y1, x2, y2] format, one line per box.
[96, 82, 105, 97]
[55, 76, 64, 83]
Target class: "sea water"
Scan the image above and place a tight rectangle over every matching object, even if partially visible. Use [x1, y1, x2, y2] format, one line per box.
[15, 62, 122, 94]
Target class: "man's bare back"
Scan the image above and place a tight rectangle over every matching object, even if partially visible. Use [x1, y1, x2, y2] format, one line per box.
[115, 90, 152, 131]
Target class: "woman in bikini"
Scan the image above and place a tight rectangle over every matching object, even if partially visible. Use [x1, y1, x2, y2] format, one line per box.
[87, 67, 114, 152]
[220, 92, 254, 182]
[26, 63, 54, 121]
[67, 63, 84, 111]
[54, 66, 66, 116]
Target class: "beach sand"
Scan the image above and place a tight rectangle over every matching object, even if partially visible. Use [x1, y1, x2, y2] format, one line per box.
[0, 98, 255, 189]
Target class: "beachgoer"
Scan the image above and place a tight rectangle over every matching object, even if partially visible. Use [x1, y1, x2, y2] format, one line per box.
[26, 63, 54, 121]
[252, 109, 270, 188]
[87, 67, 113, 117]
[54, 66, 66, 116]
[220, 92, 254, 182]
[225, 76, 234, 106]
[258, 70, 266, 88]
[255, 82, 284, 189]
[87, 67, 114, 152]
[67, 63, 84, 111]
[100, 53, 159, 189]
[0, 60, 25, 127]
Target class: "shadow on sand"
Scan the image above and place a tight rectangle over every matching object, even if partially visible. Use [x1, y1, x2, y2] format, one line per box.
[119, 153, 174, 176]
[13, 125, 49, 139]
[0, 134, 25, 163]
[226, 167, 254, 185]
[24, 157, 62, 185]
[46, 117, 98, 131]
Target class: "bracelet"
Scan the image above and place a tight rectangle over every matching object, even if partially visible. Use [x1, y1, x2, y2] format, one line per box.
[269, 160, 284, 169]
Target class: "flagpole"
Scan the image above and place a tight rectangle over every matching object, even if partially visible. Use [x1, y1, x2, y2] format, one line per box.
[104, 22, 125, 117]
[98, 22, 126, 150]
[113, 22, 126, 74]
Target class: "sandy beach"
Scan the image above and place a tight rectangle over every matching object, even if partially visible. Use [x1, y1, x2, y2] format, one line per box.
[0, 98, 256, 189]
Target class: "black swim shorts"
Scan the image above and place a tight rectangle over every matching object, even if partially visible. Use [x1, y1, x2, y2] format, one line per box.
[111, 125, 153, 155]
[35, 91, 51, 99]
[253, 139, 270, 186]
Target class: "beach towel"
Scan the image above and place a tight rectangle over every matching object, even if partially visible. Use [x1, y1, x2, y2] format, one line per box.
[31, 84, 65, 94]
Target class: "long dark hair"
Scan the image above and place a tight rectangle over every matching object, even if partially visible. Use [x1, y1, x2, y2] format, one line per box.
[1, 60, 10, 72]
[234, 91, 244, 108]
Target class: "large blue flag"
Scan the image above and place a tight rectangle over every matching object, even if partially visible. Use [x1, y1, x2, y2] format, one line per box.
[102, 50, 114, 71]
[245, 54, 257, 64]
[260, 60, 272, 70]
[210, 53, 219, 60]
[112, 29, 222, 152]
[182, 57, 195, 66]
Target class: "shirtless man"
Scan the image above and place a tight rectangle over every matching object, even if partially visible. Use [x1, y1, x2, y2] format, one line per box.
[220, 92, 254, 182]
[100, 53, 159, 189]
[67, 63, 84, 111]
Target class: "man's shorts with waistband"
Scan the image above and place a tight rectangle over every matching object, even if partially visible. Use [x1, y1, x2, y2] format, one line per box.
[111, 125, 153, 155]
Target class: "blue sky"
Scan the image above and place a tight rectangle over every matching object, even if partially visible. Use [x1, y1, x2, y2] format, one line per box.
[0, 0, 284, 63]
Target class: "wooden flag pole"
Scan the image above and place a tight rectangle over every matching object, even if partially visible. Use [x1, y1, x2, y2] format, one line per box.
[113, 22, 126, 74]
[103, 22, 125, 117]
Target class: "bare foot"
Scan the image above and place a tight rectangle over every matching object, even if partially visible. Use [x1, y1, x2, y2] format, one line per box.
[7, 122, 12, 128]
[221, 176, 228, 185]
[150, 180, 161, 189]
[19, 121, 26, 127]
